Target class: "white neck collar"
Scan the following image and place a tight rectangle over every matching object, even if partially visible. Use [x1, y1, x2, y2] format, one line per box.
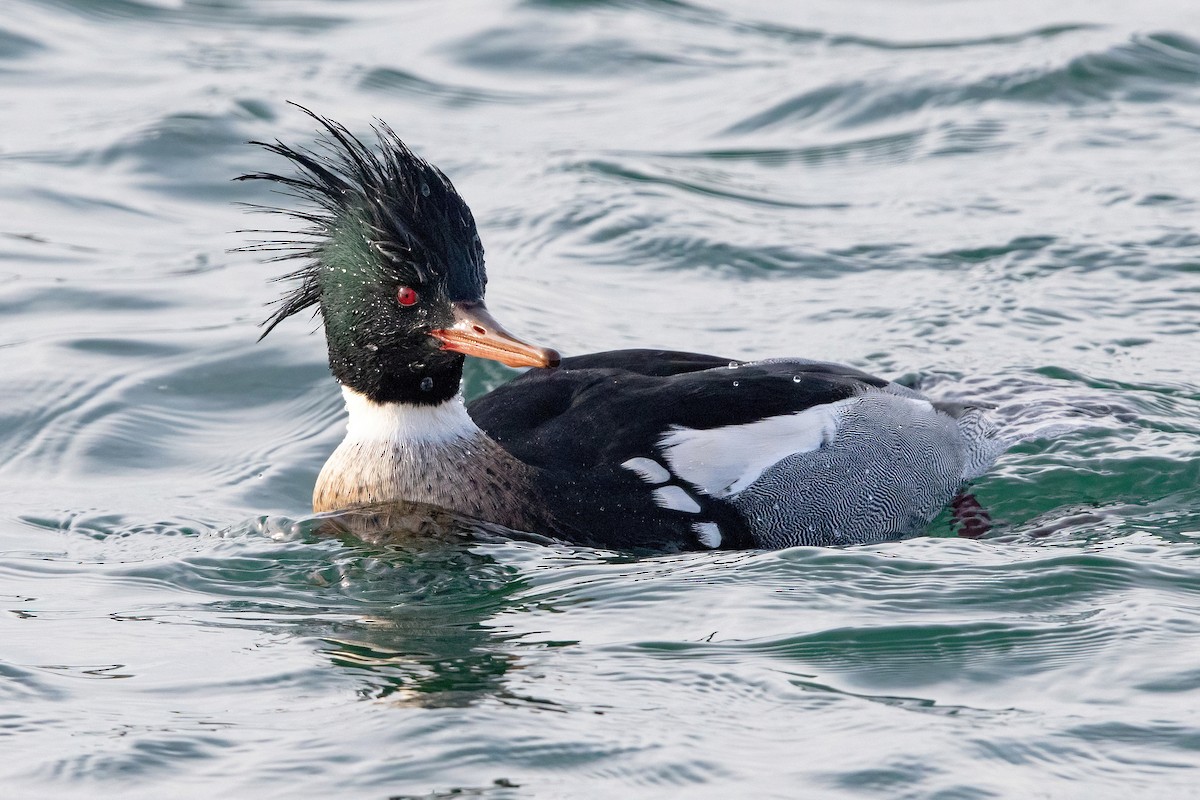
[340, 386, 482, 445]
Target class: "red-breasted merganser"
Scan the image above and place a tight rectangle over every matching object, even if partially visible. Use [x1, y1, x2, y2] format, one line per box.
[239, 110, 1007, 550]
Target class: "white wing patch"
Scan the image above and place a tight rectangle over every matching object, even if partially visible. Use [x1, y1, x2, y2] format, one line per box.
[658, 397, 857, 498]
[620, 456, 671, 485]
[652, 485, 701, 513]
[693, 522, 722, 549]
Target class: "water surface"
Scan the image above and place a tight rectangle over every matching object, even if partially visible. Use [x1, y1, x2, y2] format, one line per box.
[2, 0, 1199, 797]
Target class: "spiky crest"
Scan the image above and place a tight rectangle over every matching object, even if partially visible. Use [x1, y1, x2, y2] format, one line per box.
[235, 104, 487, 339]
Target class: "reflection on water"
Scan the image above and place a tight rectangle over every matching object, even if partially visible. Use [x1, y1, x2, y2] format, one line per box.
[277, 506, 552, 708]
[275, 515, 525, 708]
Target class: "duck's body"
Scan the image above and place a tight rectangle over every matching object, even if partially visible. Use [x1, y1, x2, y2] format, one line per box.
[243, 110, 1005, 551]
[312, 347, 1003, 550]
[471, 350, 1001, 549]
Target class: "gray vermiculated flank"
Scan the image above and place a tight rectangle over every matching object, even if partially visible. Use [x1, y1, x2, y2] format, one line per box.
[728, 389, 1003, 548]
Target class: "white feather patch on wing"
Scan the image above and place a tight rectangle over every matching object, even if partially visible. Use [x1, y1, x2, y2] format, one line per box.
[620, 456, 671, 485]
[652, 485, 701, 513]
[693, 521, 722, 549]
[658, 397, 859, 498]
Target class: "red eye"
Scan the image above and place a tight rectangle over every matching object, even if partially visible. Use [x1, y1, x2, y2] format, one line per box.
[397, 286, 419, 307]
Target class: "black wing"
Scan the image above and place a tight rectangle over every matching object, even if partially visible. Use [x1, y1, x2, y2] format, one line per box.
[466, 349, 895, 550]
[467, 348, 890, 472]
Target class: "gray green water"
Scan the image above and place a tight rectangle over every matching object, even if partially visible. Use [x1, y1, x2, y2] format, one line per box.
[2, 0, 1200, 797]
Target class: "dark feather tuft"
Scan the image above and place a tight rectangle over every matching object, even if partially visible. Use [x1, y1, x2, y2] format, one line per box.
[236, 103, 486, 339]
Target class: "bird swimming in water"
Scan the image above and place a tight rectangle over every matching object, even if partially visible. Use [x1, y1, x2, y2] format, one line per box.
[239, 109, 1007, 550]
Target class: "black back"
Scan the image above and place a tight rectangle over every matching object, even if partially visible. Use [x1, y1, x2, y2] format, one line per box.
[469, 348, 889, 471]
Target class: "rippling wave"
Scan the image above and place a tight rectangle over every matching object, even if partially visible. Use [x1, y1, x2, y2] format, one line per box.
[2, 0, 1199, 797]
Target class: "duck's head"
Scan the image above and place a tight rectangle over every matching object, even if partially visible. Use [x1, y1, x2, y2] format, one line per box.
[238, 108, 559, 406]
